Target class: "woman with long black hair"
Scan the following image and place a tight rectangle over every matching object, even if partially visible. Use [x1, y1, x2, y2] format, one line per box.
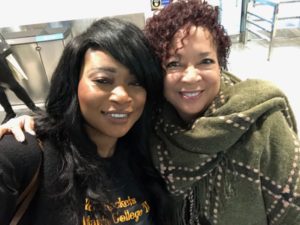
[0, 18, 172, 225]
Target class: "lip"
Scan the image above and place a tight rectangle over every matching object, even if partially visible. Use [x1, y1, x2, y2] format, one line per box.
[102, 111, 131, 123]
[179, 90, 204, 100]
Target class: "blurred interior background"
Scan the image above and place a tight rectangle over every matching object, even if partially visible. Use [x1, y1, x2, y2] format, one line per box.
[0, 0, 299, 131]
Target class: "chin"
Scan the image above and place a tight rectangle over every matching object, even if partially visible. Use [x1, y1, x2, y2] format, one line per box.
[112, 130, 131, 138]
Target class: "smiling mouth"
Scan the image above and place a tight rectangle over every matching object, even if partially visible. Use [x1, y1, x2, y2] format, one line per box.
[110, 113, 128, 118]
[103, 112, 130, 119]
[180, 90, 203, 98]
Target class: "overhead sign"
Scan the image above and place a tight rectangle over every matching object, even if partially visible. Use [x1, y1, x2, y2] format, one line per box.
[151, 0, 170, 11]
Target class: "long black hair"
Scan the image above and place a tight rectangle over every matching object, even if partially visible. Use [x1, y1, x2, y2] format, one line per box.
[34, 18, 172, 224]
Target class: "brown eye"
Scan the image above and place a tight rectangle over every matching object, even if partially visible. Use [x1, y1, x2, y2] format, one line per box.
[165, 61, 181, 69]
[129, 80, 142, 86]
[201, 58, 214, 64]
[95, 77, 113, 85]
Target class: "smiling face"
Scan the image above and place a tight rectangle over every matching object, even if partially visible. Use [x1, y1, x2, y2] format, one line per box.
[78, 49, 146, 156]
[163, 26, 221, 121]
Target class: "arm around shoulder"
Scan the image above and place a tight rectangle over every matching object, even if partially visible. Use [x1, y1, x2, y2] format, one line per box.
[0, 115, 36, 142]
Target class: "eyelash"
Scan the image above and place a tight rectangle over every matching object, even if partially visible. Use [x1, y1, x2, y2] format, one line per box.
[165, 61, 181, 69]
[202, 58, 214, 64]
[95, 78, 112, 84]
[129, 81, 142, 86]
[94, 78, 142, 87]
[165, 58, 215, 69]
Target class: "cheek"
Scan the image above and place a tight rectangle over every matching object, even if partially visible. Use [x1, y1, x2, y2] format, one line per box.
[164, 73, 176, 86]
[77, 80, 96, 112]
[77, 81, 87, 109]
[131, 90, 147, 121]
[209, 74, 221, 90]
[163, 75, 177, 100]
[135, 90, 147, 110]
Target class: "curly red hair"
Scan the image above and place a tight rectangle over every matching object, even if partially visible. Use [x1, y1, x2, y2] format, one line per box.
[144, 0, 231, 69]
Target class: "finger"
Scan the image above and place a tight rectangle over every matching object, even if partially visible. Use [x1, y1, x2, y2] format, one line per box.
[2, 117, 26, 142]
[0, 126, 12, 139]
[24, 116, 36, 135]
[10, 126, 26, 142]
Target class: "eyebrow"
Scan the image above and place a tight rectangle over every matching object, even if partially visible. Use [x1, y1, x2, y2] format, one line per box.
[86, 67, 136, 80]
[198, 52, 211, 58]
[168, 51, 211, 61]
[88, 66, 117, 74]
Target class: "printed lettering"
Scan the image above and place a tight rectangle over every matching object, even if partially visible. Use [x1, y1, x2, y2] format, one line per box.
[85, 198, 92, 211]
[141, 201, 150, 213]
[115, 196, 136, 208]
[83, 197, 151, 224]
[112, 209, 143, 223]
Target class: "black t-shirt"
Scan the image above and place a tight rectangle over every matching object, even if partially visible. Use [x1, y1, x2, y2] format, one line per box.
[83, 147, 154, 225]
[0, 133, 155, 225]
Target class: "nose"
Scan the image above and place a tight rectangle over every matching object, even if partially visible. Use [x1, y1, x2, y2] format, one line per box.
[110, 86, 132, 104]
[181, 65, 201, 83]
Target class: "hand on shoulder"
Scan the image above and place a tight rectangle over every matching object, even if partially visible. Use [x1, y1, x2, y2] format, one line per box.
[0, 115, 35, 142]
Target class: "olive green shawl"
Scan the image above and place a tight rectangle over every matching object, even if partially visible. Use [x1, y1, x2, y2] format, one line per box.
[151, 72, 300, 225]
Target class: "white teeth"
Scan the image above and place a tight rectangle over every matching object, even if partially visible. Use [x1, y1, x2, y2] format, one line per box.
[110, 113, 128, 118]
[182, 92, 199, 97]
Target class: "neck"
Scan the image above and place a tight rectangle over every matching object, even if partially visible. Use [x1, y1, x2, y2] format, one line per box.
[97, 142, 116, 158]
[84, 125, 117, 158]
[93, 136, 117, 158]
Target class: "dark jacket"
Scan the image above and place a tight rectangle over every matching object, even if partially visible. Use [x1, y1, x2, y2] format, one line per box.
[0, 133, 74, 224]
[0, 133, 155, 225]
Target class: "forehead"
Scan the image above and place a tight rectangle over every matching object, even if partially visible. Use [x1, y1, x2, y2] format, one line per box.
[170, 26, 215, 51]
[82, 49, 124, 71]
[80, 49, 131, 78]
[83, 49, 116, 65]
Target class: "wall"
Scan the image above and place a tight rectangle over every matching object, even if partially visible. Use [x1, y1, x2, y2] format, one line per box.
[0, 0, 153, 28]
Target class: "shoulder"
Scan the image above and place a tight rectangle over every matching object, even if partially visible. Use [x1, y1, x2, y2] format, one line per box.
[222, 71, 284, 94]
[0, 132, 41, 161]
[0, 132, 42, 187]
[224, 76, 289, 110]
[235, 78, 285, 98]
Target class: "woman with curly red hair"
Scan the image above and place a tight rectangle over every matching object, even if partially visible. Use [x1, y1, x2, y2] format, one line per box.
[144, 0, 300, 224]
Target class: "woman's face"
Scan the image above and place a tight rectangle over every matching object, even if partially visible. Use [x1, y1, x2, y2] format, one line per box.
[163, 26, 221, 121]
[78, 49, 146, 143]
